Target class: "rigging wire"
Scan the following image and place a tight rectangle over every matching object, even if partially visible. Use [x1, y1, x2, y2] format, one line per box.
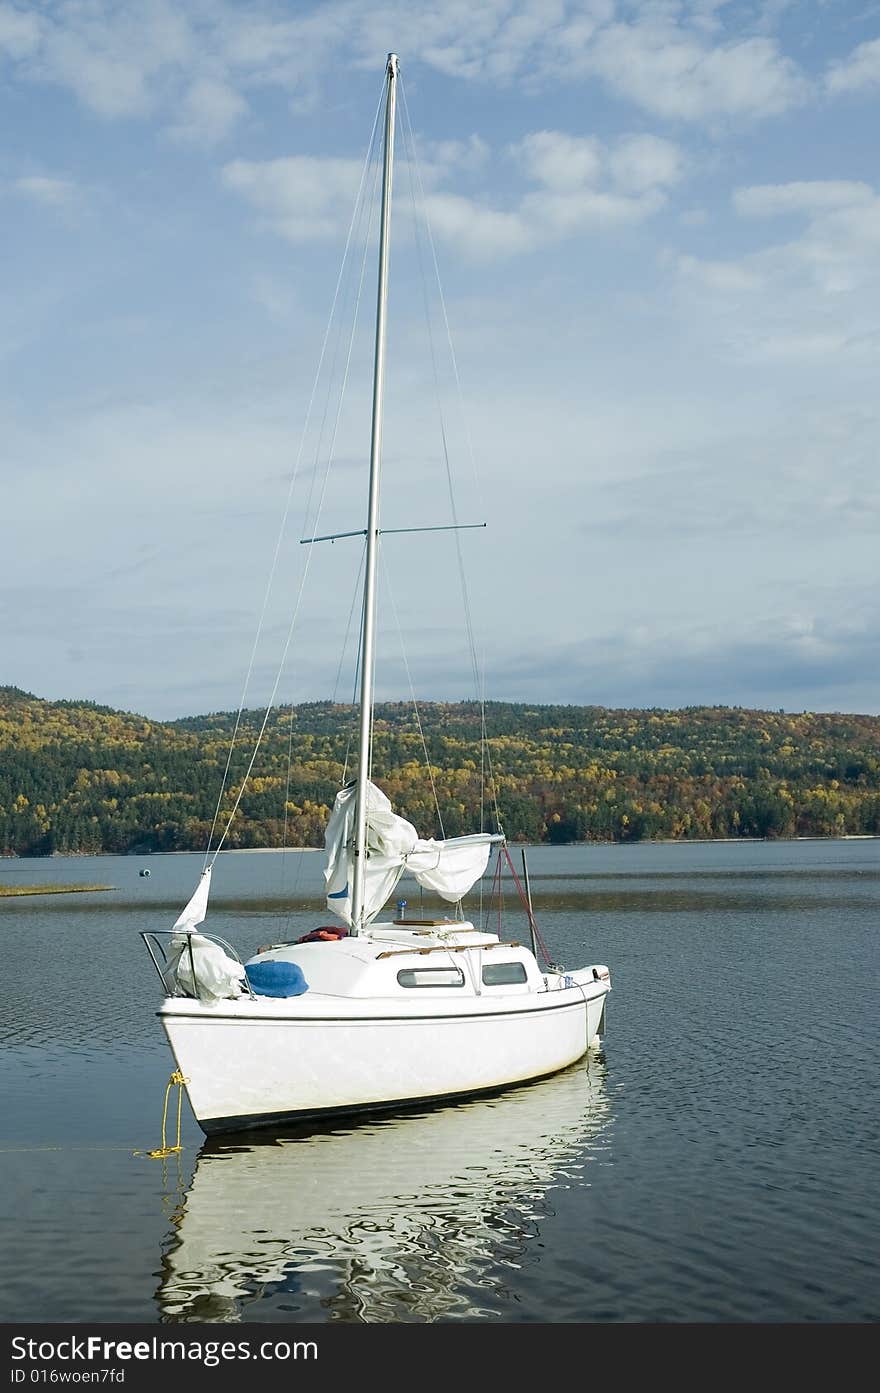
[301, 137, 383, 540]
[498, 844, 554, 967]
[211, 200, 379, 859]
[399, 76, 504, 840]
[283, 529, 360, 930]
[368, 553, 378, 789]
[206, 82, 386, 863]
[341, 572, 366, 787]
[208, 71, 506, 882]
[279, 702, 302, 912]
[379, 547, 446, 839]
[332, 539, 367, 707]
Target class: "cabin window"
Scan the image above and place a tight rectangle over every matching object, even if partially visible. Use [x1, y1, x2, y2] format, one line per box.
[482, 961, 528, 986]
[397, 967, 465, 988]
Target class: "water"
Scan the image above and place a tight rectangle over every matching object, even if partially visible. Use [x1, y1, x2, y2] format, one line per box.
[1, 840, 878, 1323]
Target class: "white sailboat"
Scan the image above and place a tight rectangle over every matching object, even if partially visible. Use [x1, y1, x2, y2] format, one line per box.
[141, 54, 611, 1137]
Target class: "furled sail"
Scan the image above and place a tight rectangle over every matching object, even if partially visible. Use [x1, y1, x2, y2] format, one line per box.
[174, 867, 212, 930]
[324, 781, 501, 927]
[166, 865, 247, 1002]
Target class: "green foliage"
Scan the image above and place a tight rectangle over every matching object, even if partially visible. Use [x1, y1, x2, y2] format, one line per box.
[1, 691, 879, 855]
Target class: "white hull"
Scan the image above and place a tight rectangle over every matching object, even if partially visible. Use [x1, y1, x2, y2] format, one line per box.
[160, 972, 609, 1134]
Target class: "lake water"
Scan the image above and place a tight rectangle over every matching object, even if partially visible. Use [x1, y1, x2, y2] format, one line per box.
[1, 839, 878, 1324]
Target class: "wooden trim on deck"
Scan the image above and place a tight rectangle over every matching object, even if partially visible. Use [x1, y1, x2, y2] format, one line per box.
[376, 941, 522, 959]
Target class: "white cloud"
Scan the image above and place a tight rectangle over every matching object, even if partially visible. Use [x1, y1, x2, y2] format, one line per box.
[538, 0, 615, 69]
[793, 199, 880, 296]
[734, 181, 875, 217]
[488, 603, 880, 714]
[670, 177, 880, 366]
[0, 0, 301, 134]
[419, 192, 533, 257]
[748, 331, 850, 362]
[826, 36, 880, 95]
[481, 0, 576, 83]
[221, 156, 365, 240]
[222, 137, 495, 249]
[12, 175, 77, 206]
[0, 0, 811, 136]
[412, 135, 491, 180]
[511, 129, 686, 196]
[676, 254, 763, 292]
[36, 0, 193, 118]
[511, 131, 603, 191]
[168, 77, 248, 145]
[226, 125, 685, 259]
[610, 134, 686, 193]
[522, 186, 663, 238]
[0, 1, 43, 58]
[679, 207, 709, 227]
[3, 1, 601, 124]
[349, 0, 611, 85]
[579, 22, 808, 120]
[730, 182, 880, 296]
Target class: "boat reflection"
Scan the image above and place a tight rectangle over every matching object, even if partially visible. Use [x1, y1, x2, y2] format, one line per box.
[155, 1054, 610, 1323]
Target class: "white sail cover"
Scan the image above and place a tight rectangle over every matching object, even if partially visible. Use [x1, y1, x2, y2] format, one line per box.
[324, 781, 500, 927]
[163, 933, 247, 1003]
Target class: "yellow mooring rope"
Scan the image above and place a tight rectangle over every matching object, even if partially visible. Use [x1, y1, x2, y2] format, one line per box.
[133, 1070, 189, 1159]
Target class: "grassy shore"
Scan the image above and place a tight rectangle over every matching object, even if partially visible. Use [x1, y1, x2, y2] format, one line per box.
[0, 884, 114, 897]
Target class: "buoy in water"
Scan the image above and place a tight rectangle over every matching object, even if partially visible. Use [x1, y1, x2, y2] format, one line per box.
[139, 869, 151, 877]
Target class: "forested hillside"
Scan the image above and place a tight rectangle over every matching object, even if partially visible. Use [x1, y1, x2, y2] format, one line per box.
[1, 685, 879, 855]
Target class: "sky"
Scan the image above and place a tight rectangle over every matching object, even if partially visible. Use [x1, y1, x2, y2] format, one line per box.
[2, 0, 879, 721]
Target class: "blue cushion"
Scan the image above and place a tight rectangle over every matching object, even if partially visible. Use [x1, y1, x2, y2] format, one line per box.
[245, 960, 309, 998]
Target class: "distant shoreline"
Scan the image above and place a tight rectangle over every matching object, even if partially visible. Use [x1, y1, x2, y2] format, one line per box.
[0, 834, 877, 865]
[0, 884, 114, 897]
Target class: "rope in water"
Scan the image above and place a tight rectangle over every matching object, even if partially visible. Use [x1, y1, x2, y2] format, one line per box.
[132, 1070, 189, 1160]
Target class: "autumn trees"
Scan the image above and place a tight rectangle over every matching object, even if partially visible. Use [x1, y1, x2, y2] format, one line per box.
[1, 687, 879, 855]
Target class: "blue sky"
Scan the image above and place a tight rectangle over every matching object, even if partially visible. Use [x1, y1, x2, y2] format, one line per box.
[2, 1, 879, 720]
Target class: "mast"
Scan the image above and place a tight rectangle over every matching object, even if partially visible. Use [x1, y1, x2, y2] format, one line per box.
[351, 52, 398, 936]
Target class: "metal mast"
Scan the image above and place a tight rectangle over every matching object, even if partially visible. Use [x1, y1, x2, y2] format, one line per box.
[351, 52, 398, 936]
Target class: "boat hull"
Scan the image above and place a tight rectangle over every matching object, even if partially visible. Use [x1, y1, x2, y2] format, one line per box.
[160, 982, 609, 1135]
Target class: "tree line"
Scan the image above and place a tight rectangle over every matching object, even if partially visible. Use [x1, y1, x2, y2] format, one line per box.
[1, 685, 879, 856]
